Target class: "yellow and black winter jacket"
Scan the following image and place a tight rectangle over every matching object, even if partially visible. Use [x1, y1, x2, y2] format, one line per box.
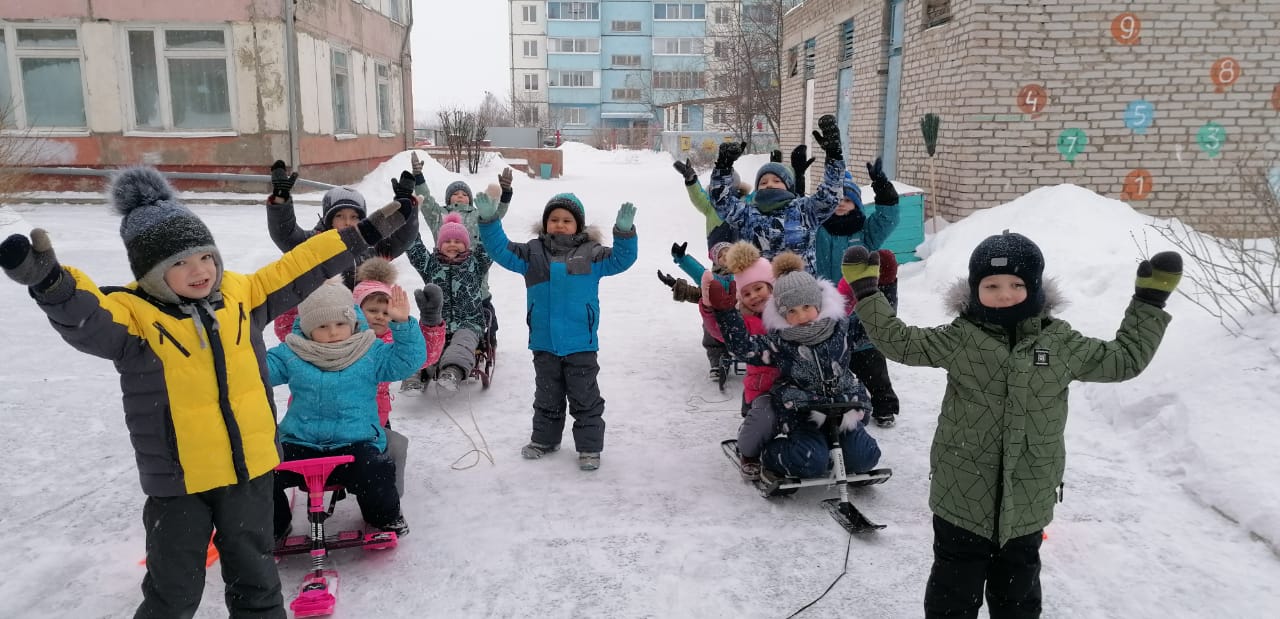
[32, 228, 368, 496]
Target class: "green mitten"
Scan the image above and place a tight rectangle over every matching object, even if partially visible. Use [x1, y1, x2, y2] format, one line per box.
[840, 246, 881, 300]
[1134, 251, 1182, 308]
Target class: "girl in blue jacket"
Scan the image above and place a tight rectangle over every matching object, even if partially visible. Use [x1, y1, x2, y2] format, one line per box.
[268, 282, 426, 538]
[478, 193, 637, 472]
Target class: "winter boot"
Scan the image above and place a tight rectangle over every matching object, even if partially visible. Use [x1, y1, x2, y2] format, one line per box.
[707, 365, 724, 383]
[578, 452, 601, 471]
[521, 442, 560, 459]
[873, 413, 896, 428]
[437, 365, 464, 392]
[400, 369, 427, 393]
[378, 516, 410, 537]
[740, 456, 762, 481]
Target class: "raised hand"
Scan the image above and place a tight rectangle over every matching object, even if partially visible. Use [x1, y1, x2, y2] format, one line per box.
[410, 151, 425, 185]
[0, 229, 62, 290]
[790, 145, 815, 177]
[270, 160, 298, 203]
[391, 171, 416, 204]
[670, 242, 687, 259]
[615, 202, 637, 232]
[703, 277, 738, 311]
[715, 141, 747, 172]
[474, 192, 499, 222]
[387, 285, 411, 322]
[811, 114, 843, 161]
[841, 246, 882, 300]
[672, 158, 698, 186]
[770, 150, 783, 163]
[1133, 251, 1183, 308]
[865, 157, 898, 206]
[414, 283, 444, 326]
[657, 270, 678, 288]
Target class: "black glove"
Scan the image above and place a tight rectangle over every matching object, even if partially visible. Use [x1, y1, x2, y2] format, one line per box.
[715, 142, 746, 172]
[671, 242, 688, 260]
[270, 160, 298, 202]
[414, 284, 444, 326]
[0, 229, 63, 291]
[657, 270, 677, 288]
[790, 144, 816, 194]
[811, 114, 843, 161]
[1133, 251, 1183, 309]
[498, 168, 514, 203]
[672, 159, 698, 186]
[865, 157, 898, 206]
[769, 150, 783, 163]
[391, 171, 416, 202]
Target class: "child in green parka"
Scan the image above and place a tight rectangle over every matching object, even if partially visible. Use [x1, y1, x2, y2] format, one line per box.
[841, 232, 1182, 619]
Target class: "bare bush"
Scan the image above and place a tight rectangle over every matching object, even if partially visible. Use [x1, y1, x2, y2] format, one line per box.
[436, 107, 489, 174]
[0, 103, 36, 206]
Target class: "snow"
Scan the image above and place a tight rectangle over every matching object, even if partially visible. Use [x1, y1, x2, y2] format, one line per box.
[1, 146, 1279, 618]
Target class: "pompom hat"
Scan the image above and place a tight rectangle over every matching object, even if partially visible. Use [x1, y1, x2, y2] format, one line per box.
[436, 212, 471, 250]
[770, 252, 822, 312]
[723, 242, 774, 300]
[352, 257, 397, 306]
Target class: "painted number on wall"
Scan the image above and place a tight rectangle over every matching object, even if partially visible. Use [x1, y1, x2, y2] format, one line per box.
[1017, 85, 1049, 115]
[1057, 128, 1088, 163]
[1271, 84, 1280, 111]
[1122, 169, 1154, 201]
[1196, 122, 1226, 158]
[1124, 100, 1155, 134]
[1211, 57, 1241, 93]
[1111, 13, 1141, 45]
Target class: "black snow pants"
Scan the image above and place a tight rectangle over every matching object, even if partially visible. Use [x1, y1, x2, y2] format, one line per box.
[849, 347, 900, 420]
[924, 515, 1043, 619]
[530, 351, 606, 453]
[273, 441, 401, 536]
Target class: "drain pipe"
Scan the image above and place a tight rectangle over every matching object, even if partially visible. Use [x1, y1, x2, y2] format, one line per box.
[284, 0, 302, 169]
[399, 1, 414, 149]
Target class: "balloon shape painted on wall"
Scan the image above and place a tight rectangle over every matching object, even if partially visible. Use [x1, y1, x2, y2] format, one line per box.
[1057, 128, 1088, 163]
[1122, 169, 1154, 201]
[1196, 122, 1226, 158]
[1110, 13, 1141, 45]
[1124, 100, 1155, 134]
[1211, 57, 1241, 93]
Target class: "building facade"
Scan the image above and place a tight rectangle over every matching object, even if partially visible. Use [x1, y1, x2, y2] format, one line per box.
[2, 0, 413, 187]
[781, 0, 1279, 235]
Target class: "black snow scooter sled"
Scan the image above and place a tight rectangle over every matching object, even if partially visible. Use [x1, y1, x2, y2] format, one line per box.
[722, 402, 891, 534]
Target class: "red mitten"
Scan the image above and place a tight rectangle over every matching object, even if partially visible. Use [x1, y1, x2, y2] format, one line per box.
[877, 249, 898, 285]
[703, 277, 738, 310]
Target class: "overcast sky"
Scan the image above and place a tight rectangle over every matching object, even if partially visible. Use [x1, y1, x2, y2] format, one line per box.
[410, 2, 512, 118]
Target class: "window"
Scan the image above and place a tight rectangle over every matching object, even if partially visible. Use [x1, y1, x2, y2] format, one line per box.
[611, 20, 641, 32]
[612, 88, 642, 101]
[653, 3, 706, 20]
[714, 7, 733, 24]
[388, 0, 403, 23]
[713, 41, 726, 59]
[521, 4, 538, 23]
[839, 19, 854, 65]
[743, 3, 774, 24]
[522, 40, 538, 57]
[331, 49, 351, 133]
[126, 27, 232, 131]
[787, 45, 799, 77]
[548, 38, 600, 54]
[375, 63, 392, 133]
[548, 70, 594, 87]
[713, 107, 729, 125]
[803, 38, 816, 79]
[652, 37, 701, 55]
[0, 27, 87, 129]
[925, 0, 951, 28]
[564, 107, 586, 125]
[611, 54, 642, 67]
[666, 105, 689, 129]
[519, 106, 539, 124]
[523, 73, 539, 91]
[547, 2, 599, 21]
[653, 71, 704, 90]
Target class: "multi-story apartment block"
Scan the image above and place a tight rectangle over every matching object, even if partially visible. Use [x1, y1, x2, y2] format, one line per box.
[2, 0, 413, 187]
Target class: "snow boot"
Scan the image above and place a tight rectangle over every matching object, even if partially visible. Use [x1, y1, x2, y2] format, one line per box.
[521, 442, 560, 459]
[378, 516, 410, 537]
[578, 452, 601, 471]
[873, 413, 896, 428]
[437, 365, 464, 392]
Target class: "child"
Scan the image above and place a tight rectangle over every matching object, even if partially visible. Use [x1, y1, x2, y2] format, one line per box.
[406, 213, 492, 391]
[671, 159, 743, 251]
[352, 258, 445, 425]
[707, 115, 846, 274]
[841, 234, 1181, 618]
[269, 283, 425, 539]
[265, 160, 421, 340]
[706, 251, 881, 480]
[0, 166, 412, 618]
[658, 240, 735, 383]
[479, 193, 637, 471]
[839, 248, 903, 427]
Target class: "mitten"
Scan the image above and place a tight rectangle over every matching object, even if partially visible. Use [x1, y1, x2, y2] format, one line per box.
[615, 202, 637, 232]
[391, 171, 416, 202]
[866, 157, 898, 206]
[474, 192, 499, 222]
[670, 242, 688, 260]
[841, 246, 881, 300]
[498, 168, 513, 203]
[672, 158, 698, 186]
[671, 278, 702, 303]
[657, 270, 678, 288]
[410, 152, 426, 185]
[357, 200, 412, 245]
[876, 249, 898, 285]
[1133, 251, 1182, 308]
[0, 229, 62, 291]
[414, 283, 444, 326]
[790, 144, 815, 178]
[770, 150, 783, 163]
[703, 277, 737, 311]
[715, 141, 746, 172]
[270, 160, 298, 202]
[811, 114, 843, 160]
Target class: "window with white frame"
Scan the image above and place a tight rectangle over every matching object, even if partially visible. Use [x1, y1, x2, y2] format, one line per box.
[523, 73, 539, 91]
[652, 37, 701, 55]
[564, 107, 586, 125]
[714, 6, 733, 24]
[611, 54, 641, 67]
[375, 62, 392, 133]
[547, 2, 599, 20]
[611, 20, 641, 32]
[522, 40, 538, 57]
[331, 49, 352, 134]
[611, 88, 641, 101]
[653, 71, 704, 90]
[548, 70, 594, 87]
[388, 0, 403, 23]
[713, 41, 726, 58]
[0, 26, 87, 129]
[548, 38, 599, 54]
[519, 106, 539, 125]
[125, 27, 232, 131]
[653, 3, 705, 20]
[713, 107, 729, 125]
[665, 105, 689, 129]
[521, 4, 538, 22]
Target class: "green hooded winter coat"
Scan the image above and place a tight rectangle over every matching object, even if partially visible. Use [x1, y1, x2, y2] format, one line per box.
[855, 281, 1171, 544]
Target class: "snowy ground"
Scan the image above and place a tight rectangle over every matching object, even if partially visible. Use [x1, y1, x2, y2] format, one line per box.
[0, 147, 1278, 618]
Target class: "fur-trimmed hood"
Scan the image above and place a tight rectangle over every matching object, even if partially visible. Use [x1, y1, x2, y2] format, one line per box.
[942, 277, 1067, 318]
[759, 276, 847, 332]
[527, 221, 604, 244]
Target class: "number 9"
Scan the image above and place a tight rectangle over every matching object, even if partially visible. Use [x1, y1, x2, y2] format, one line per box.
[1119, 16, 1136, 39]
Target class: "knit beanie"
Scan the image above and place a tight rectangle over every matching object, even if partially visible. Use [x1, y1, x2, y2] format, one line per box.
[299, 281, 359, 337]
[709, 241, 733, 263]
[724, 242, 775, 299]
[770, 252, 823, 312]
[755, 162, 795, 192]
[321, 186, 367, 229]
[542, 193, 586, 233]
[842, 170, 863, 207]
[110, 167, 222, 303]
[436, 212, 471, 249]
[967, 231, 1046, 324]
[352, 257, 396, 306]
[444, 180, 474, 205]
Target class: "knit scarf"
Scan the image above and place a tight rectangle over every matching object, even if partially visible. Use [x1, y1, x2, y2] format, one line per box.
[754, 188, 796, 214]
[285, 330, 378, 371]
[780, 317, 836, 346]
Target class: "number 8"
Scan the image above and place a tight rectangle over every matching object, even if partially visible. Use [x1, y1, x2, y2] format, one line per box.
[1218, 60, 1236, 83]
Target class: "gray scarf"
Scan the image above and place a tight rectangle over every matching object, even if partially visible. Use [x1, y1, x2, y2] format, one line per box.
[780, 317, 837, 346]
[285, 330, 378, 371]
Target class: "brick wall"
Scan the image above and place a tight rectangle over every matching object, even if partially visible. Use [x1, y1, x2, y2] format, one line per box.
[784, 0, 1280, 236]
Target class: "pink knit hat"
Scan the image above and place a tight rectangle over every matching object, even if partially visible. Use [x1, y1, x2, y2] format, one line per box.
[436, 212, 470, 249]
[353, 257, 396, 306]
[722, 241, 775, 299]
